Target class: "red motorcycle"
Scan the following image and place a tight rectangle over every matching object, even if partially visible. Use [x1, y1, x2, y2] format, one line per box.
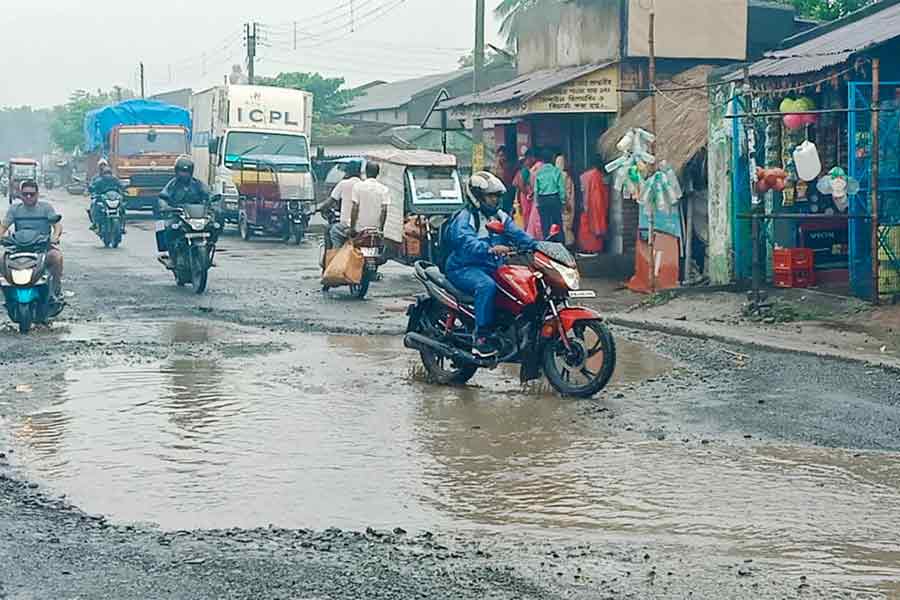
[404, 221, 616, 398]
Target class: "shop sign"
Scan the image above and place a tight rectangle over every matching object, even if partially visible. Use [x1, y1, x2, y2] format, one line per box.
[527, 65, 619, 114]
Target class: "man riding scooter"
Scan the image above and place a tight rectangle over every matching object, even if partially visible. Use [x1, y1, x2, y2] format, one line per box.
[443, 171, 538, 358]
[88, 159, 124, 232]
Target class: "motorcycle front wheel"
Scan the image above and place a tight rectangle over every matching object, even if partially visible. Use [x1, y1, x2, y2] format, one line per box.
[542, 320, 616, 398]
[17, 303, 34, 334]
[190, 246, 209, 294]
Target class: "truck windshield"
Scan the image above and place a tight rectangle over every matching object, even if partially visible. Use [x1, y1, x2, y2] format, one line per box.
[118, 131, 188, 156]
[224, 132, 309, 167]
[408, 166, 463, 206]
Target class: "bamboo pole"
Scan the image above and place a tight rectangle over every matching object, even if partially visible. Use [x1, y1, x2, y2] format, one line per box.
[870, 57, 881, 303]
[648, 8, 657, 293]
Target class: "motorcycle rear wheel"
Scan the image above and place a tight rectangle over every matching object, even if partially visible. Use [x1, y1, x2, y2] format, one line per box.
[542, 320, 616, 398]
[416, 302, 477, 385]
[349, 271, 372, 299]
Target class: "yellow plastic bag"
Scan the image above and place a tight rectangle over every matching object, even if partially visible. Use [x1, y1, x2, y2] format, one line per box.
[513, 200, 525, 228]
[322, 242, 364, 286]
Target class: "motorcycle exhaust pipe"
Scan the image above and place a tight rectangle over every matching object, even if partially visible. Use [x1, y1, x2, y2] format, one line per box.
[404, 332, 476, 365]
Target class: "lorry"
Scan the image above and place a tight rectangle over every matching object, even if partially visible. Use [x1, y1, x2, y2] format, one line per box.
[190, 84, 315, 226]
[83, 99, 192, 210]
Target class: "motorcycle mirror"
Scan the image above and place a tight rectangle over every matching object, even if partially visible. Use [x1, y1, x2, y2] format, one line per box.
[486, 220, 505, 235]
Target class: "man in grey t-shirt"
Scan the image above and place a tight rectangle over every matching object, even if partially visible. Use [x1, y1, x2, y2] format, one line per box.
[0, 179, 64, 300]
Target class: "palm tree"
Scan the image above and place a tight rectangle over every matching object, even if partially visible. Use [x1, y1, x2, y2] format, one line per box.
[495, 0, 558, 45]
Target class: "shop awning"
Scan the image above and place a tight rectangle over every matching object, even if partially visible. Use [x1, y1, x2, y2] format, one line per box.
[600, 65, 713, 176]
[730, 0, 900, 80]
[428, 61, 619, 121]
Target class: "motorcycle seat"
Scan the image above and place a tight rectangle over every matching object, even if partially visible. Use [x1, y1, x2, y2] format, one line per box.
[423, 265, 475, 305]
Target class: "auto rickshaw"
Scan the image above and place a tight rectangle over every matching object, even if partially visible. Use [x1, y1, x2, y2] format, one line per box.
[362, 150, 465, 266]
[233, 158, 316, 244]
[7, 158, 40, 204]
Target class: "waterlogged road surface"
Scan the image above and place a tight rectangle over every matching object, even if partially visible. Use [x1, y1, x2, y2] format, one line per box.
[1, 191, 900, 599]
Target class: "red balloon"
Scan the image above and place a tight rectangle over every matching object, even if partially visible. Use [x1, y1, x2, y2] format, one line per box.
[802, 113, 818, 126]
[783, 114, 805, 130]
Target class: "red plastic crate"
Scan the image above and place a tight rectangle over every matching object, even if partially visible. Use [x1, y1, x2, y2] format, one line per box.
[773, 248, 814, 271]
[773, 268, 815, 288]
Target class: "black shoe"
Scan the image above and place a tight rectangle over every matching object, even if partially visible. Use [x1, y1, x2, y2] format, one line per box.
[472, 336, 498, 359]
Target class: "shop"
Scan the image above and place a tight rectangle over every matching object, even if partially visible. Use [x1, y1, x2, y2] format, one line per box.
[710, 0, 900, 301]
[430, 62, 622, 253]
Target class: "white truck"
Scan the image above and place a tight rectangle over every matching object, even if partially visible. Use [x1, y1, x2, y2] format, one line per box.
[190, 84, 315, 228]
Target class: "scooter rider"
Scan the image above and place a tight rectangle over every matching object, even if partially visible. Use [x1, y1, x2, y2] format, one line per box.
[444, 171, 538, 358]
[88, 159, 124, 231]
[156, 155, 211, 262]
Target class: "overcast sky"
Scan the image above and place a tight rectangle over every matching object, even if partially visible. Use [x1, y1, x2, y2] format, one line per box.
[0, 0, 505, 108]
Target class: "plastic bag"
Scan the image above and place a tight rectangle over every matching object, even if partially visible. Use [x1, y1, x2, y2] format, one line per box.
[322, 242, 364, 286]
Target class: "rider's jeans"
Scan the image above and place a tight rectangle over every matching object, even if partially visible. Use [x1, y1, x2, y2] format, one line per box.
[447, 267, 497, 336]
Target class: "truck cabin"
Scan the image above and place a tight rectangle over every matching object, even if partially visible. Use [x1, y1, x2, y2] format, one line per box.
[111, 126, 189, 160]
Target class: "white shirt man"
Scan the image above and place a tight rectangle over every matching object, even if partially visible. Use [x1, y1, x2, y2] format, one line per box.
[351, 176, 390, 231]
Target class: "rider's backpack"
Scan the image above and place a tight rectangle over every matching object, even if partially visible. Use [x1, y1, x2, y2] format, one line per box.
[435, 209, 478, 273]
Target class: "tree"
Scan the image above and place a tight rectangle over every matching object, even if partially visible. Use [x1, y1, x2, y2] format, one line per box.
[495, 0, 556, 45]
[49, 88, 134, 153]
[457, 48, 510, 68]
[256, 72, 361, 137]
[781, 0, 873, 20]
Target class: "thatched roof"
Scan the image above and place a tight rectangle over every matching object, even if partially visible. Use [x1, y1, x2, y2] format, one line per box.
[600, 65, 712, 176]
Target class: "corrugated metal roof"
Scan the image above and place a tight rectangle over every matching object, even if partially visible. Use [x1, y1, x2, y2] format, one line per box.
[740, 0, 900, 79]
[437, 62, 616, 111]
[341, 70, 471, 114]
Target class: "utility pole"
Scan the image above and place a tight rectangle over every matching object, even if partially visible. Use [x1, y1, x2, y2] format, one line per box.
[647, 4, 657, 293]
[246, 22, 258, 85]
[472, 0, 486, 171]
[139, 62, 145, 98]
[293, 21, 297, 50]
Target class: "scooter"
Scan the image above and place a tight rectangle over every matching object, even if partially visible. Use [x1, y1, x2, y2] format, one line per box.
[90, 190, 126, 248]
[1, 219, 64, 334]
[404, 221, 616, 398]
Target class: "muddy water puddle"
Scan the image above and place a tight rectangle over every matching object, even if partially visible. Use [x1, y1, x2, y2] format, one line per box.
[6, 320, 900, 594]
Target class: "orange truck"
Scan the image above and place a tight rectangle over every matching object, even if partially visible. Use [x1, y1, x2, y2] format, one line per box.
[83, 100, 191, 210]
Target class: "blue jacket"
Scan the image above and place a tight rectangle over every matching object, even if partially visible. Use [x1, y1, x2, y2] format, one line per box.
[445, 207, 537, 274]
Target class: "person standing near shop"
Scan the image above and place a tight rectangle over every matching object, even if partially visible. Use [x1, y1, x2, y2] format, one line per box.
[512, 148, 536, 229]
[577, 155, 610, 255]
[533, 149, 566, 242]
[555, 152, 576, 248]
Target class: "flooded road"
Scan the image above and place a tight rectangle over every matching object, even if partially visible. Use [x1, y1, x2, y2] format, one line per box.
[4, 192, 900, 599]
[7, 318, 900, 596]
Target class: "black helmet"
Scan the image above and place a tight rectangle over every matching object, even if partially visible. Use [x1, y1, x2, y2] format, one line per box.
[175, 155, 194, 177]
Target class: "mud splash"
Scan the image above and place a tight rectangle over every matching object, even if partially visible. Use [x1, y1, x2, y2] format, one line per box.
[5, 320, 900, 596]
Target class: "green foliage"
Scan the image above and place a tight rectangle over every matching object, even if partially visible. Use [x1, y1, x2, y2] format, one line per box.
[256, 72, 361, 123]
[494, 0, 552, 45]
[49, 89, 135, 153]
[780, 0, 873, 20]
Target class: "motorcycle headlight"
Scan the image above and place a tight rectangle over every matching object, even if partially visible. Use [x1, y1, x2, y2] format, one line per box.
[289, 201, 300, 211]
[106, 199, 120, 208]
[11, 268, 33, 285]
[554, 264, 580, 290]
[188, 218, 208, 231]
[171, 223, 181, 230]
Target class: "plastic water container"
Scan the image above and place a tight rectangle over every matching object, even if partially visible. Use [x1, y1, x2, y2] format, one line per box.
[793, 141, 822, 182]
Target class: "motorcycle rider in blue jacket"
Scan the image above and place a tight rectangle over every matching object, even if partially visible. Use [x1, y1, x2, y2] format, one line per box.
[444, 171, 538, 358]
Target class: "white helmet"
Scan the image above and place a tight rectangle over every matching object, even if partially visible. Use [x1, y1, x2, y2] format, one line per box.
[467, 170, 506, 211]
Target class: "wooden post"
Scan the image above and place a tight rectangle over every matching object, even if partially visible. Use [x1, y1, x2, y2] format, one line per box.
[871, 57, 881, 303]
[648, 7, 657, 293]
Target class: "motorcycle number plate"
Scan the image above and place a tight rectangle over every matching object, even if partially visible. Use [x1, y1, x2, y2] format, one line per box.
[568, 290, 597, 299]
[360, 248, 380, 257]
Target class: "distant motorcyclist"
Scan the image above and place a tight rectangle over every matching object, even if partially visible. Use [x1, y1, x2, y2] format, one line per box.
[444, 171, 538, 358]
[88, 159, 124, 231]
[156, 155, 211, 261]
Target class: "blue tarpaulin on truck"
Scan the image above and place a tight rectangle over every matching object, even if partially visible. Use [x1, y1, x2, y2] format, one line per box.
[83, 99, 191, 153]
